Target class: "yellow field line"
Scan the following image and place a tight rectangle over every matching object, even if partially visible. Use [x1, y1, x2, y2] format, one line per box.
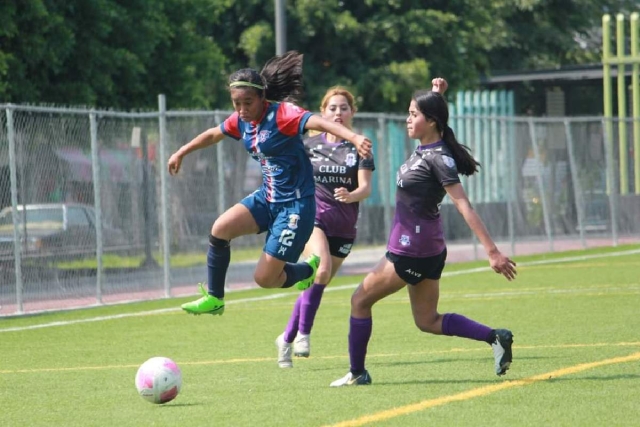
[2, 341, 639, 374]
[322, 351, 640, 427]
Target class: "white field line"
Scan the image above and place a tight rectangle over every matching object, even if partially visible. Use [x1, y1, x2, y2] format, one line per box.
[1, 248, 638, 333]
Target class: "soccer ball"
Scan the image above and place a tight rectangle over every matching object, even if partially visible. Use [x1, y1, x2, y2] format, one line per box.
[135, 357, 182, 404]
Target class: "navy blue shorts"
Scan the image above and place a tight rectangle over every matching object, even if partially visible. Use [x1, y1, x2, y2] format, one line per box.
[385, 248, 447, 285]
[240, 192, 316, 263]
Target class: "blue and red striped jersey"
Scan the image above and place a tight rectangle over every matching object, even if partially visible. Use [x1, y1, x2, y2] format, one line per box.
[220, 102, 315, 202]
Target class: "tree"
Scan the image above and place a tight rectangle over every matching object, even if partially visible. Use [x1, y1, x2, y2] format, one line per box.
[0, 0, 228, 109]
[486, 0, 640, 72]
[2, 0, 636, 111]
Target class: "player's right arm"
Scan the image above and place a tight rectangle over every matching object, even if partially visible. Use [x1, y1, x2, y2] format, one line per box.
[305, 115, 372, 159]
[445, 183, 517, 280]
[168, 127, 225, 176]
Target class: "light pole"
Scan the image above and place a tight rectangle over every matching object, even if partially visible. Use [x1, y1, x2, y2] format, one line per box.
[275, 0, 286, 55]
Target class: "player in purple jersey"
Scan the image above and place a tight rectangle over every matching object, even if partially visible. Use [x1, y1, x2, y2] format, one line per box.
[330, 78, 518, 387]
[274, 87, 375, 368]
[167, 52, 372, 316]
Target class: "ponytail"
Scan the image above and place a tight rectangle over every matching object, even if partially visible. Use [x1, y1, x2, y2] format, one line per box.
[228, 51, 304, 104]
[260, 51, 304, 104]
[443, 126, 481, 176]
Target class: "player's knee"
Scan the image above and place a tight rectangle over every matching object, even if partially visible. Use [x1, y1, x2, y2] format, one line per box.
[253, 270, 275, 288]
[414, 316, 440, 334]
[315, 265, 331, 284]
[211, 218, 225, 238]
[350, 285, 371, 311]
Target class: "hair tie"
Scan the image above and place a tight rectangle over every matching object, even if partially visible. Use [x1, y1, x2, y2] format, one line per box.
[229, 81, 265, 90]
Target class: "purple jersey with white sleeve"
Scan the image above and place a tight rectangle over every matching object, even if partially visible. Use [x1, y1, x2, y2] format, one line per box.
[220, 102, 315, 202]
[387, 140, 460, 257]
[306, 133, 375, 239]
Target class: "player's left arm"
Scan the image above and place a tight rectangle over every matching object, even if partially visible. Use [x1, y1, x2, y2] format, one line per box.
[445, 183, 517, 280]
[334, 169, 373, 204]
[431, 77, 448, 94]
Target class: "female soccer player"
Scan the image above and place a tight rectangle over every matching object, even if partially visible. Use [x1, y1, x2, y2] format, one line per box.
[275, 86, 375, 368]
[330, 79, 517, 387]
[167, 52, 372, 316]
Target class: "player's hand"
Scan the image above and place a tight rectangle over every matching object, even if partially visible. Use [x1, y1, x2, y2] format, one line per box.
[353, 134, 372, 159]
[168, 152, 183, 176]
[431, 77, 448, 95]
[334, 187, 353, 204]
[488, 251, 517, 281]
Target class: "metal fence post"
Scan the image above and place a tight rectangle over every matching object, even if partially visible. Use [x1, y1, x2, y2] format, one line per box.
[7, 106, 23, 313]
[378, 116, 392, 240]
[89, 112, 103, 304]
[563, 119, 587, 249]
[602, 118, 619, 246]
[158, 95, 171, 296]
[502, 117, 515, 255]
[528, 117, 554, 251]
[214, 111, 226, 219]
[213, 111, 227, 292]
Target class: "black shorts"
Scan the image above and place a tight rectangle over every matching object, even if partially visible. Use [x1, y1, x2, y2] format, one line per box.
[385, 248, 447, 285]
[327, 236, 355, 259]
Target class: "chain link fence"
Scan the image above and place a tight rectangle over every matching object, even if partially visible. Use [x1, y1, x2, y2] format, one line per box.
[1, 100, 638, 315]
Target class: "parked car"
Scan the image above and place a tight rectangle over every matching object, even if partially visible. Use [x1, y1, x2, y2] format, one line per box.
[0, 203, 133, 263]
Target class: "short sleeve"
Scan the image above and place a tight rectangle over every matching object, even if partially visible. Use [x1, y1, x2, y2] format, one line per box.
[431, 153, 460, 186]
[220, 112, 241, 140]
[276, 102, 313, 137]
[359, 154, 375, 171]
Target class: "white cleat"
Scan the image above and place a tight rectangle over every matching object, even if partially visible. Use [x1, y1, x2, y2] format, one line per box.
[275, 333, 293, 368]
[491, 329, 513, 376]
[293, 333, 310, 358]
[329, 371, 372, 387]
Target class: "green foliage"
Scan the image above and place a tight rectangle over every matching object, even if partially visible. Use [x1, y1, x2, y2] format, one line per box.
[1, 0, 636, 111]
[0, 0, 228, 108]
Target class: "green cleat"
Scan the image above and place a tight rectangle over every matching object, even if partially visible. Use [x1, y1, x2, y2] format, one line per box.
[181, 284, 225, 315]
[295, 254, 320, 291]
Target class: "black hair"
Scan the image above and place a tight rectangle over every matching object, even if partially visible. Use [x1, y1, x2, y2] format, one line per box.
[413, 90, 480, 176]
[228, 51, 304, 104]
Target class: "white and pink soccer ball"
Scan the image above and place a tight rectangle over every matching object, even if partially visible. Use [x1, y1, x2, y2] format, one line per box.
[135, 357, 182, 404]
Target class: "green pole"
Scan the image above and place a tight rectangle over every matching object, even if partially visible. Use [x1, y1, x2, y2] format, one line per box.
[616, 13, 629, 194]
[631, 12, 640, 194]
[603, 14, 614, 194]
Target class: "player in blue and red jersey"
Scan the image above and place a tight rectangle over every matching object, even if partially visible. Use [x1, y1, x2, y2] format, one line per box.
[274, 86, 375, 368]
[330, 79, 518, 387]
[167, 51, 372, 316]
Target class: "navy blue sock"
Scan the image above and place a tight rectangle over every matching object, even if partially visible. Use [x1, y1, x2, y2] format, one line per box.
[207, 235, 230, 299]
[281, 262, 313, 288]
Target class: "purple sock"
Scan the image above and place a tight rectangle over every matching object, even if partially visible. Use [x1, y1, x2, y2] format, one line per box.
[442, 313, 493, 343]
[299, 283, 326, 335]
[349, 316, 372, 374]
[283, 296, 302, 343]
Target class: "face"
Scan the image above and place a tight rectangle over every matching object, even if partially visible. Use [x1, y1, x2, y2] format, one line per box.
[321, 95, 354, 128]
[406, 99, 432, 140]
[230, 88, 264, 122]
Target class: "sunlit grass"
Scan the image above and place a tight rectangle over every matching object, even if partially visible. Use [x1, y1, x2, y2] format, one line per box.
[2, 247, 639, 426]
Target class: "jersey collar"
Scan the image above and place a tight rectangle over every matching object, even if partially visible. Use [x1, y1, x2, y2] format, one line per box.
[417, 140, 445, 150]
